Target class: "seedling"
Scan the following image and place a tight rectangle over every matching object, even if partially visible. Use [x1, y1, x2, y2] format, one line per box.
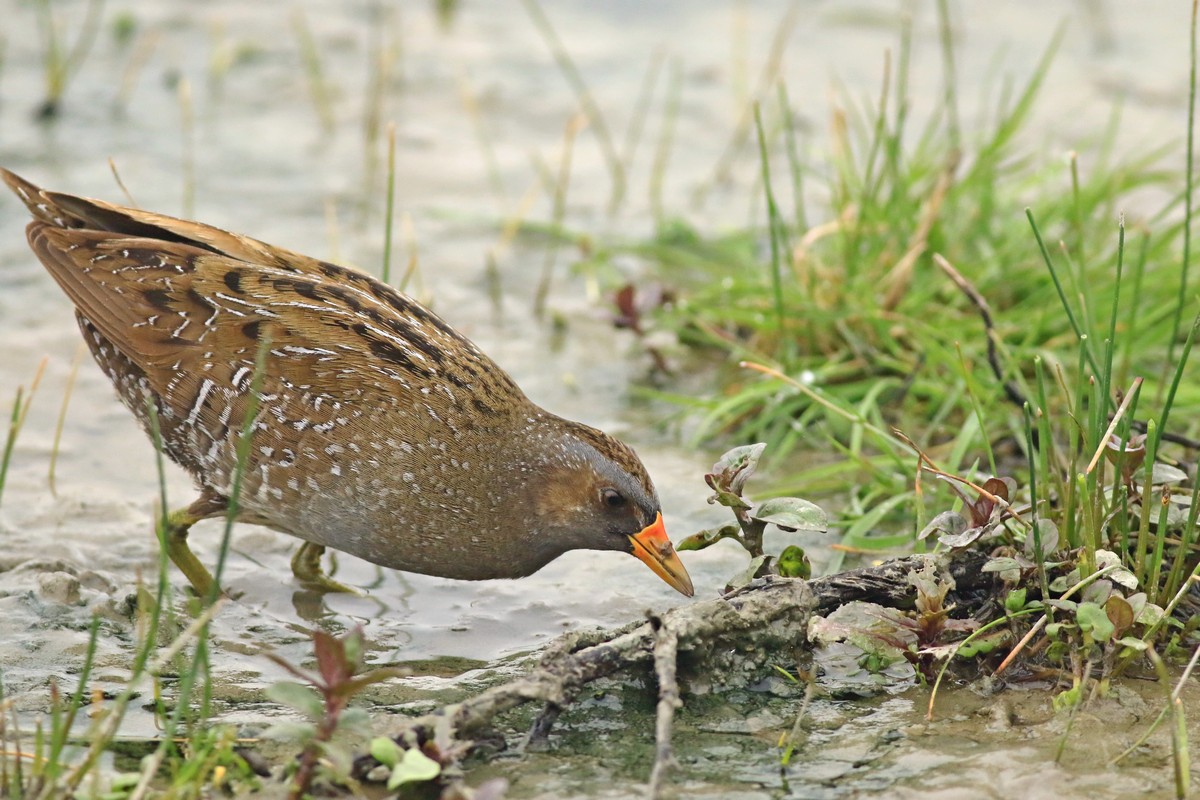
[919, 475, 1020, 550]
[678, 443, 827, 589]
[264, 627, 405, 799]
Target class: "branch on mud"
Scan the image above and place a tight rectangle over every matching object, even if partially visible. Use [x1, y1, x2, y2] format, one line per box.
[647, 614, 681, 799]
[353, 549, 993, 790]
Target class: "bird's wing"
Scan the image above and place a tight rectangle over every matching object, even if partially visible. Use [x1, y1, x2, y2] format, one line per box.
[26, 222, 523, 441]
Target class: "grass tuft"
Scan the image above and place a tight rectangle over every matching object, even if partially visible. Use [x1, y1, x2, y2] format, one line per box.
[292, 9, 336, 136]
[521, 0, 625, 215]
[0, 360, 47, 508]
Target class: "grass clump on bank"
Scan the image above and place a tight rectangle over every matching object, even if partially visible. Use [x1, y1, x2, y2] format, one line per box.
[589, 6, 1200, 781]
[602, 10, 1197, 561]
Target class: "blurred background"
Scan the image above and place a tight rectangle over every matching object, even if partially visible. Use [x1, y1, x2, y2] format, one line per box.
[0, 2, 1192, 796]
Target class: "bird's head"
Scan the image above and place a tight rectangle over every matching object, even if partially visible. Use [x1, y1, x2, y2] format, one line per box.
[525, 417, 694, 597]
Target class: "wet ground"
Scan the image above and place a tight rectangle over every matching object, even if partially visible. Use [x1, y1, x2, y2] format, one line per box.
[0, 1, 1196, 796]
[473, 674, 1200, 799]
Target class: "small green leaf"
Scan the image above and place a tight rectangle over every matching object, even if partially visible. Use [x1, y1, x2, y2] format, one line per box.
[387, 748, 442, 790]
[938, 525, 987, 549]
[342, 628, 365, 669]
[1053, 684, 1083, 711]
[710, 443, 767, 494]
[1024, 519, 1059, 557]
[1095, 549, 1139, 589]
[1150, 463, 1188, 485]
[370, 736, 403, 768]
[1004, 588, 1027, 613]
[776, 545, 811, 579]
[1135, 601, 1166, 627]
[320, 740, 355, 777]
[771, 663, 800, 683]
[1076, 601, 1115, 642]
[675, 524, 741, 552]
[110, 773, 143, 791]
[954, 630, 1008, 658]
[1081, 579, 1114, 606]
[750, 497, 827, 533]
[1125, 592, 1147, 617]
[265, 681, 323, 720]
[1115, 636, 1149, 652]
[981, 556, 1023, 574]
[724, 554, 770, 593]
[705, 481, 753, 510]
[1049, 567, 1081, 593]
[338, 707, 372, 737]
[341, 667, 409, 697]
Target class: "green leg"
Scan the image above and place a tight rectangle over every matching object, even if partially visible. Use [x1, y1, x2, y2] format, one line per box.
[290, 542, 360, 594]
[164, 506, 217, 598]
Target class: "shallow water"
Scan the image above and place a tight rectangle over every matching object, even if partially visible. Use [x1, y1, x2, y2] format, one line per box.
[472, 675, 1200, 800]
[0, 0, 1193, 795]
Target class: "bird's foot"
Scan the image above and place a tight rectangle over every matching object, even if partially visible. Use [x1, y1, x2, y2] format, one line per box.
[291, 542, 363, 594]
[162, 506, 221, 600]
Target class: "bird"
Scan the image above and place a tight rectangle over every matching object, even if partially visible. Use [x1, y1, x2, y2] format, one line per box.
[2, 168, 694, 600]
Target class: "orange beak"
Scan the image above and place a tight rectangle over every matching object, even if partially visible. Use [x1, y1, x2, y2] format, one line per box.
[628, 512, 694, 597]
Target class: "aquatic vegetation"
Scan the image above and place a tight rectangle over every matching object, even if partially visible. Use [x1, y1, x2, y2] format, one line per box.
[32, 0, 103, 119]
[290, 9, 335, 137]
[263, 628, 405, 799]
[0, 360, 45, 508]
[606, 0, 1200, 675]
[677, 442, 827, 588]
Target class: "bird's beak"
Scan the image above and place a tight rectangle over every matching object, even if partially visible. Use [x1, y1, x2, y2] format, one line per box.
[628, 512, 694, 597]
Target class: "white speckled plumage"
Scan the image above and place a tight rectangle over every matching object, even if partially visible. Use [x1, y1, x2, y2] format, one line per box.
[3, 168, 694, 597]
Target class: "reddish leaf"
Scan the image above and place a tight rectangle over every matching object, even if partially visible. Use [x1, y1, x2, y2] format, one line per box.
[613, 284, 640, 331]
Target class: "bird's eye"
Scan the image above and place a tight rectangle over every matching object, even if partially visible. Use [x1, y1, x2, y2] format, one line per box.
[600, 488, 627, 509]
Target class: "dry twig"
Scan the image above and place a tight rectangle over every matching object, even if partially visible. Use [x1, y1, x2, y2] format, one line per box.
[355, 551, 994, 791]
[646, 614, 681, 799]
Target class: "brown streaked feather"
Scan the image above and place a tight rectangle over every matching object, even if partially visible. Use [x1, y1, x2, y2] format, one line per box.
[18, 180, 533, 510]
[4, 166, 315, 267]
[3, 167, 684, 590]
[2, 169, 495, 366]
[23, 219, 526, 414]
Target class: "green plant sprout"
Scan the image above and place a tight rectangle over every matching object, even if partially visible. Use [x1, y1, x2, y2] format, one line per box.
[678, 443, 828, 589]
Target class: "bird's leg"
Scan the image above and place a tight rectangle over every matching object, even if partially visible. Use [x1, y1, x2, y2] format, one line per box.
[163, 507, 215, 597]
[290, 541, 361, 594]
[160, 492, 228, 598]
